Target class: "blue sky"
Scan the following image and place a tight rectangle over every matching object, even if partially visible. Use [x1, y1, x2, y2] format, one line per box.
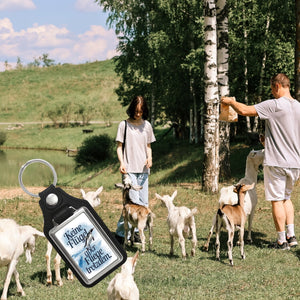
[0, 0, 118, 70]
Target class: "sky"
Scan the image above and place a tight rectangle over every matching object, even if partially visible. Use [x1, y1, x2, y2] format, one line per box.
[0, 0, 118, 71]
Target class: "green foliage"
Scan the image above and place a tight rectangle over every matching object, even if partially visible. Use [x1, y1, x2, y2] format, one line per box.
[97, 0, 205, 131]
[75, 134, 115, 168]
[97, 0, 296, 137]
[0, 131, 7, 145]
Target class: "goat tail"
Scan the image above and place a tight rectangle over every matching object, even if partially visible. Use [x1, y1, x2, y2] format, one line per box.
[187, 207, 198, 219]
[217, 208, 224, 217]
[217, 209, 233, 232]
[148, 211, 156, 219]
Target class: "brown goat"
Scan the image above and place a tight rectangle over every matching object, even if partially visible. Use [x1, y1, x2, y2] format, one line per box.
[115, 174, 154, 253]
[204, 183, 254, 266]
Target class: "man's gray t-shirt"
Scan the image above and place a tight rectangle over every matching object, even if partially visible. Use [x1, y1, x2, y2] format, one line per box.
[254, 97, 300, 168]
[116, 120, 156, 173]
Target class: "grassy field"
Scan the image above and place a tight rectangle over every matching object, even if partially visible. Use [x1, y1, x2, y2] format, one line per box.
[0, 61, 299, 299]
[0, 181, 299, 299]
[0, 125, 299, 299]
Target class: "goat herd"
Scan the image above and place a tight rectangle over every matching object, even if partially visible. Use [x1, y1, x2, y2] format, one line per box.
[0, 149, 264, 300]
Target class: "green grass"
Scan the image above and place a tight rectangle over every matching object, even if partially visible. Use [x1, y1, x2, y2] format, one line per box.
[0, 60, 125, 123]
[0, 182, 299, 299]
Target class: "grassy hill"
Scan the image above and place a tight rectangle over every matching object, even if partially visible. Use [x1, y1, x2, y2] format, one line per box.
[0, 60, 125, 123]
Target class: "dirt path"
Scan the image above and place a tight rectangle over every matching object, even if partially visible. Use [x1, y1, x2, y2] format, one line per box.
[0, 187, 47, 199]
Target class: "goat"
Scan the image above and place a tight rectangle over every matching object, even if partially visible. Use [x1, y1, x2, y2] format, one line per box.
[115, 174, 154, 253]
[205, 183, 254, 266]
[107, 251, 139, 300]
[0, 219, 44, 300]
[45, 186, 103, 286]
[218, 149, 264, 243]
[155, 190, 198, 259]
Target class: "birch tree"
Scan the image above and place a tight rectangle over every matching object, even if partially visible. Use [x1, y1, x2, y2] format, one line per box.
[217, 0, 231, 179]
[202, 0, 219, 193]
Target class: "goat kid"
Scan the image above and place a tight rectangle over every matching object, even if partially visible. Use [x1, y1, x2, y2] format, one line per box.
[107, 251, 139, 300]
[155, 190, 197, 259]
[218, 149, 264, 243]
[45, 186, 103, 286]
[204, 183, 254, 266]
[0, 219, 44, 300]
[115, 175, 154, 253]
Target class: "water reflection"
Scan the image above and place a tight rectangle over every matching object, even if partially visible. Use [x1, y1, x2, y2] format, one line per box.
[0, 149, 76, 187]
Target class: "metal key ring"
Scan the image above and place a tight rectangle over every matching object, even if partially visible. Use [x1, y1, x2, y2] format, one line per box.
[18, 159, 57, 198]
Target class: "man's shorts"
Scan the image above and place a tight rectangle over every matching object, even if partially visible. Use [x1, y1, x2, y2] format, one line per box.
[264, 166, 300, 201]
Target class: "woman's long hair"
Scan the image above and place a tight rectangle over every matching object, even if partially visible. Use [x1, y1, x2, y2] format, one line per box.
[126, 96, 149, 120]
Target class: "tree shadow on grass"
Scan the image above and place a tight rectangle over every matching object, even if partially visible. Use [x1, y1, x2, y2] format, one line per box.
[151, 251, 181, 259]
[154, 159, 202, 185]
[294, 248, 300, 261]
[31, 266, 70, 285]
[199, 230, 268, 252]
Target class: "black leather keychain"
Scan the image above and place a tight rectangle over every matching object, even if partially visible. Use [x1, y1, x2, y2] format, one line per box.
[18, 159, 127, 287]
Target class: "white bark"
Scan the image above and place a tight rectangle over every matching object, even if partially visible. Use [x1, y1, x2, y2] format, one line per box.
[217, 0, 231, 179]
[203, 0, 219, 193]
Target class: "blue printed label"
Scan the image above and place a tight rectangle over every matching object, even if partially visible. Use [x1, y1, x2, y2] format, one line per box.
[51, 208, 119, 281]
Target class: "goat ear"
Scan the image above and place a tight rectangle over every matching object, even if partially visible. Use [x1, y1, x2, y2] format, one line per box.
[80, 189, 86, 198]
[155, 193, 162, 200]
[243, 183, 255, 191]
[96, 186, 103, 195]
[115, 183, 124, 189]
[131, 185, 143, 191]
[171, 190, 177, 199]
[34, 230, 45, 238]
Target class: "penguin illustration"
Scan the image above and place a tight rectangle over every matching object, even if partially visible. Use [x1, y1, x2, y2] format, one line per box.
[84, 228, 94, 250]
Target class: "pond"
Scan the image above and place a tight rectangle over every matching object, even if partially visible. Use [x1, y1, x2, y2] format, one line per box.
[0, 149, 76, 187]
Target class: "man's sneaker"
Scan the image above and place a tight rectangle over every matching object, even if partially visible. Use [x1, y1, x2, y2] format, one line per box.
[268, 241, 290, 250]
[287, 236, 298, 247]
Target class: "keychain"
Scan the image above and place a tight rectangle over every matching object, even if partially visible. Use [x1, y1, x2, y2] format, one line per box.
[18, 159, 127, 287]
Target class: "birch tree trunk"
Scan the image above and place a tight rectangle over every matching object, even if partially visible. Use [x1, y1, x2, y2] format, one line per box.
[202, 0, 219, 193]
[243, 4, 251, 132]
[253, 16, 270, 132]
[216, 0, 231, 179]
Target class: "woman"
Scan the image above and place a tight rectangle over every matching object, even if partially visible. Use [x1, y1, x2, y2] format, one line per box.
[115, 96, 156, 243]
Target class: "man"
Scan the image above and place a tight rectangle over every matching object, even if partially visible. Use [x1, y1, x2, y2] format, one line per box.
[222, 73, 300, 250]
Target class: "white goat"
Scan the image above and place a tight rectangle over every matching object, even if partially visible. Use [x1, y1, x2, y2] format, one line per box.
[218, 149, 264, 243]
[155, 190, 198, 259]
[107, 251, 139, 300]
[115, 175, 154, 253]
[204, 183, 254, 266]
[45, 186, 103, 286]
[0, 219, 44, 300]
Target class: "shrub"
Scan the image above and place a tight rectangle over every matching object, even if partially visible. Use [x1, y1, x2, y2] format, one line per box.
[75, 134, 114, 167]
[0, 131, 7, 145]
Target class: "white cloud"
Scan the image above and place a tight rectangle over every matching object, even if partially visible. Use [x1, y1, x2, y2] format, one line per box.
[0, 17, 118, 68]
[0, 0, 36, 11]
[75, 0, 101, 12]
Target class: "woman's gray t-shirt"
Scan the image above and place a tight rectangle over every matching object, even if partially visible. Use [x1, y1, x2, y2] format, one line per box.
[116, 120, 156, 173]
[254, 97, 300, 168]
